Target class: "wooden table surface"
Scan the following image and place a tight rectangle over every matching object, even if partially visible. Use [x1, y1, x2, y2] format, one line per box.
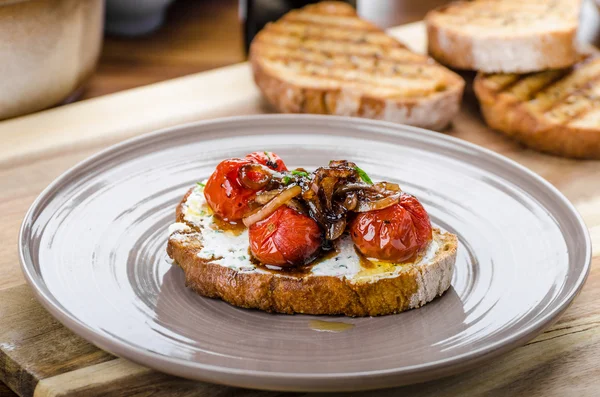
[1, 1, 600, 396]
[83, 0, 244, 99]
[82, 0, 450, 100]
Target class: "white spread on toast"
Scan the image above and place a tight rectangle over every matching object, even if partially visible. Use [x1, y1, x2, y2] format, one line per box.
[169, 185, 441, 284]
[168, 222, 191, 235]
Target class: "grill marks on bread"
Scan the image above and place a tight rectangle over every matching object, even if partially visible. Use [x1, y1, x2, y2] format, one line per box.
[482, 58, 600, 126]
[249, 1, 464, 129]
[253, 18, 440, 97]
[474, 57, 600, 158]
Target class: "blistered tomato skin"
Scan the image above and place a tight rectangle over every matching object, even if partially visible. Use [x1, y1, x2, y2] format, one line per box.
[350, 194, 433, 262]
[246, 151, 288, 172]
[249, 206, 322, 267]
[399, 194, 433, 248]
[204, 152, 287, 221]
[203, 158, 257, 221]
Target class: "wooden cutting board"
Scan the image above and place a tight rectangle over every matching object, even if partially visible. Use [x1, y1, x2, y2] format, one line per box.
[1, 21, 600, 397]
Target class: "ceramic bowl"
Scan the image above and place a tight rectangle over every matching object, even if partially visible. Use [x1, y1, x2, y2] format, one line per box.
[0, 0, 104, 120]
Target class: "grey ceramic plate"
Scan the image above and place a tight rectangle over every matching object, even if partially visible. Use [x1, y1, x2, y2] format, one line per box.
[20, 115, 591, 392]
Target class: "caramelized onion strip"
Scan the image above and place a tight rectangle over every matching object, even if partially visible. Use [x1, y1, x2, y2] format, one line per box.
[375, 182, 401, 192]
[355, 193, 400, 212]
[243, 185, 302, 227]
[254, 189, 282, 205]
[327, 219, 346, 241]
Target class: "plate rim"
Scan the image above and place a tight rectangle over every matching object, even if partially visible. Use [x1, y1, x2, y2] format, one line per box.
[18, 114, 592, 389]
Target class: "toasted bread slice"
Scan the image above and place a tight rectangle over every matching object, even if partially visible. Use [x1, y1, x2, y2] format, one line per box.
[426, 0, 582, 73]
[474, 56, 600, 159]
[249, 1, 465, 131]
[166, 186, 458, 317]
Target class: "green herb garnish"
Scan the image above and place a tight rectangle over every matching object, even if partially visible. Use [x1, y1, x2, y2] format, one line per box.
[282, 170, 308, 185]
[196, 181, 206, 188]
[264, 151, 272, 160]
[291, 170, 309, 177]
[354, 166, 373, 185]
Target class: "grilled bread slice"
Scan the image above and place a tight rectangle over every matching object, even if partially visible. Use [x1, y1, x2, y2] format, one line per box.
[167, 186, 458, 317]
[426, 0, 582, 73]
[474, 56, 600, 159]
[249, 1, 465, 131]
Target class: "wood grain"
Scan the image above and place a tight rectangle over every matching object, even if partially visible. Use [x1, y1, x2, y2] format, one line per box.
[0, 288, 284, 397]
[33, 359, 287, 397]
[0, 286, 114, 396]
[82, 0, 245, 99]
[1, 13, 600, 397]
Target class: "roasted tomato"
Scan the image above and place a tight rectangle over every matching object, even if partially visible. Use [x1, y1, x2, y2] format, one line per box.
[249, 206, 322, 267]
[350, 194, 433, 262]
[203, 158, 257, 221]
[246, 151, 288, 172]
[204, 152, 287, 221]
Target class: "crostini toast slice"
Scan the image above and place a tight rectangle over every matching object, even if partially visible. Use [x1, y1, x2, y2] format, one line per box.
[167, 186, 458, 317]
[426, 0, 582, 73]
[250, 1, 465, 130]
[474, 56, 600, 159]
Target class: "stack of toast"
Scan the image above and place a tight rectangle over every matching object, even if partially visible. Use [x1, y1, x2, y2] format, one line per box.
[249, 1, 598, 159]
[427, 0, 599, 159]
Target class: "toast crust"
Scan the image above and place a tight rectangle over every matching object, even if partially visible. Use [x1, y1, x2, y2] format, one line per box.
[426, 0, 581, 73]
[167, 189, 458, 317]
[249, 1, 465, 131]
[474, 57, 600, 159]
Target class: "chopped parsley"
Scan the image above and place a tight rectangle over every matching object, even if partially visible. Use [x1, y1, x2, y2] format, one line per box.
[282, 176, 292, 185]
[354, 166, 373, 185]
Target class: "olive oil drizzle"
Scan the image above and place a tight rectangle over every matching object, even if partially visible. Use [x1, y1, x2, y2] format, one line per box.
[309, 320, 355, 333]
[210, 215, 245, 236]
